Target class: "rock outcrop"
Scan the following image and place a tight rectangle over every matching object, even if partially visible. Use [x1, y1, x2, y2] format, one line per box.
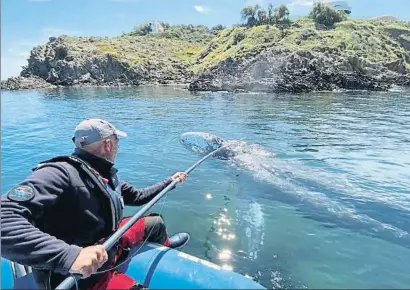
[2, 19, 410, 93]
[15, 36, 193, 88]
[189, 19, 410, 93]
[189, 50, 409, 92]
[1, 76, 56, 91]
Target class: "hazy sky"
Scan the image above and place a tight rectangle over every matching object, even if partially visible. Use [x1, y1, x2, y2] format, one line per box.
[2, 0, 410, 80]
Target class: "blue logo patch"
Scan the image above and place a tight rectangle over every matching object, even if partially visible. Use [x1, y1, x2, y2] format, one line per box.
[7, 185, 35, 202]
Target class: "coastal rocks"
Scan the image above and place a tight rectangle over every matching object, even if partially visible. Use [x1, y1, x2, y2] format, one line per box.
[20, 39, 140, 86]
[2, 28, 410, 93]
[398, 37, 410, 52]
[3, 35, 192, 90]
[383, 59, 408, 74]
[341, 55, 373, 73]
[189, 50, 403, 93]
[1, 76, 56, 91]
[386, 27, 409, 39]
[396, 74, 410, 86]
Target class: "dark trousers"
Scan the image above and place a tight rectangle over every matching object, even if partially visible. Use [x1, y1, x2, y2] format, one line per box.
[138, 214, 170, 246]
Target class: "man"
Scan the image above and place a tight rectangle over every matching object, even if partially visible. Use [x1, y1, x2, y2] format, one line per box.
[1, 118, 190, 289]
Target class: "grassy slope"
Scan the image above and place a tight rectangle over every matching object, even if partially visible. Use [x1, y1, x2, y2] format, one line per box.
[57, 34, 204, 68]
[37, 19, 410, 76]
[192, 18, 410, 73]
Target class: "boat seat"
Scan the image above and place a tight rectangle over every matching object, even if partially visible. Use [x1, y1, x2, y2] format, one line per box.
[12, 263, 37, 290]
[14, 273, 38, 290]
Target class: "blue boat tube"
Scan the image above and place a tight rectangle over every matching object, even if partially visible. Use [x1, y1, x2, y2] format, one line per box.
[1, 242, 266, 289]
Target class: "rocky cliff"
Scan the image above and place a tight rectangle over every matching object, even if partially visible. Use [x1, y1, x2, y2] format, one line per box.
[2, 19, 410, 92]
[189, 19, 410, 92]
[189, 49, 410, 93]
[19, 34, 198, 88]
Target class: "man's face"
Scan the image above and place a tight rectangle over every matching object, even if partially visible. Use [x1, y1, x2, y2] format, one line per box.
[104, 134, 119, 162]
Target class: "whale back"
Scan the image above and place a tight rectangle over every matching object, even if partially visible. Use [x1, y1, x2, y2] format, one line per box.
[180, 132, 229, 158]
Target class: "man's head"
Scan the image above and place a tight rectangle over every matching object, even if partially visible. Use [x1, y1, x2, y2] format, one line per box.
[72, 118, 127, 162]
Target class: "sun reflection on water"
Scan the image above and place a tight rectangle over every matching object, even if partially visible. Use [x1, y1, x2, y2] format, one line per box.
[206, 194, 238, 272]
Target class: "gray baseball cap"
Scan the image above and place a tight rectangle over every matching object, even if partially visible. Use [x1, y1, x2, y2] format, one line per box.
[72, 118, 127, 148]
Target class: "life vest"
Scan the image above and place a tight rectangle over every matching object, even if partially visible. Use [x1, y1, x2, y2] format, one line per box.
[33, 155, 124, 231]
[30, 156, 130, 290]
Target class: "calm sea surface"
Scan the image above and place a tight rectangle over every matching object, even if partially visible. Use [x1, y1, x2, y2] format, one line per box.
[2, 86, 410, 288]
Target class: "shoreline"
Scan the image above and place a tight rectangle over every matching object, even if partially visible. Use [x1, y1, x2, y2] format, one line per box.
[2, 80, 409, 94]
[0, 77, 192, 92]
[2, 18, 409, 94]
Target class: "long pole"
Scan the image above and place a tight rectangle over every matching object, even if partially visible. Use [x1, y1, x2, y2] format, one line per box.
[56, 146, 225, 289]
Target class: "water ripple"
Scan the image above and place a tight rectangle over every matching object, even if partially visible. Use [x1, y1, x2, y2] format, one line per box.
[2, 87, 410, 289]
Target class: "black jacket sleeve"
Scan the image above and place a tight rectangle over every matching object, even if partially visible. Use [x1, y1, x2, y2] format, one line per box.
[0, 164, 82, 275]
[121, 177, 174, 206]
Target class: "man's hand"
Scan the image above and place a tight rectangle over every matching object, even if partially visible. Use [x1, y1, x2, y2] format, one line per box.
[171, 172, 189, 184]
[69, 245, 108, 278]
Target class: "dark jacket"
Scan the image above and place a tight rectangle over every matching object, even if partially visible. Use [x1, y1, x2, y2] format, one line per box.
[0, 148, 173, 289]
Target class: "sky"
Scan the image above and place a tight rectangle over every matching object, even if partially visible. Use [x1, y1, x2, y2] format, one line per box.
[1, 0, 410, 80]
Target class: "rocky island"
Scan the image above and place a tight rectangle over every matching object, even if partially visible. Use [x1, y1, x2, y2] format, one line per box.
[2, 3, 410, 93]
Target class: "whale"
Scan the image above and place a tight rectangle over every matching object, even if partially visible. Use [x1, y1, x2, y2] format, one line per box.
[180, 132, 273, 160]
[180, 132, 410, 250]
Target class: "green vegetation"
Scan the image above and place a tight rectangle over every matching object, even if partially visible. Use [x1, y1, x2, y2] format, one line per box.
[133, 23, 153, 36]
[52, 35, 203, 72]
[39, 4, 410, 77]
[309, 2, 348, 27]
[95, 44, 119, 57]
[58, 34, 203, 69]
[175, 45, 202, 63]
[130, 23, 223, 44]
[240, 4, 291, 27]
[53, 22, 228, 70]
[193, 17, 410, 72]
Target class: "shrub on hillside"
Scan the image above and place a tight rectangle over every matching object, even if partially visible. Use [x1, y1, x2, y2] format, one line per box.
[133, 23, 153, 36]
[158, 24, 214, 43]
[240, 4, 291, 28]
[211, 24, 226, 32]
[309, 2, 347, 27]
[131, 23, 220, 44]
[233, 31, 246, 45]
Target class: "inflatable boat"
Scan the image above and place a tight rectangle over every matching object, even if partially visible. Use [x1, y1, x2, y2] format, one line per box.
[1, 242, 266, 289]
